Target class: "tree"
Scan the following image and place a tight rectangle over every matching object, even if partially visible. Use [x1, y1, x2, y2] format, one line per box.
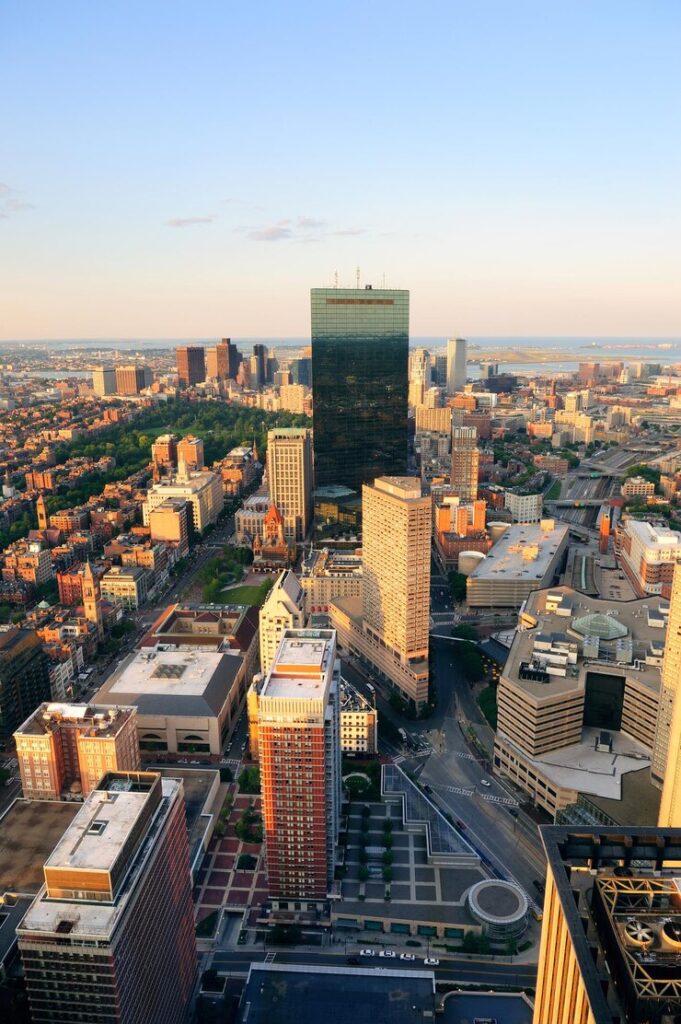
[382, 866, 393, 883]
[382, 850, 393, 866]
[358, 865, 370, 883]
[447, 571, 467, 602]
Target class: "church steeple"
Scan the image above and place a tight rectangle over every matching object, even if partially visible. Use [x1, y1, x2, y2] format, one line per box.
[36, 493, 48, 531]
[82, 560, 103, 639]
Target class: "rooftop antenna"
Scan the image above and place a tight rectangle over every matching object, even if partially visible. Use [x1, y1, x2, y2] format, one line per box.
[381, 272, 386, 288]
[334, 270, 339, 289]
[356, 265, 361, 289]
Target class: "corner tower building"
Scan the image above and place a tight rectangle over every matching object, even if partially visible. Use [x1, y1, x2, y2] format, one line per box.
[311, 286, 409, 492]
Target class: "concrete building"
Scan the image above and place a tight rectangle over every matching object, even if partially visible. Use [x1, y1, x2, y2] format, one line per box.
[450, 425, 479, 500]
[533, 826, 681, 1024]
[151, 433, 179, 471]
[466, 519, 569, 608]
[14, 702, 140, 800]
[93, 647, 248, 756]
[494, 587, 667, 817]
[0, 629, 51, 739]
[446, 336, 467, 394]
[115, 364, 146, 395]
[143, 469, 224, 534]
[621, 475, 655, 499]
[617, 518, 681, 596]
[504, 490, 543, 523]
[205, 339, 231, 380]
[100, 565, 149, 610]
[339, 678, 377, 754]
[407, 347, 431, 407]
[17, 771, 197, 1024]
[92, 367, 117, 396]
[266, 427, 313, 542]
[235, 493, 271, 543]
[300, 548, 363, 614]
[655, 560, 681, 808]
[414, 404, 452, 435]
[148, 498, 190, 556]
[259, 569, 306, 675]
[249, 629, 341, 903]
[331, 477, 431, 708]
[177, 434, 204, 472]
[176, 345, 206, 387]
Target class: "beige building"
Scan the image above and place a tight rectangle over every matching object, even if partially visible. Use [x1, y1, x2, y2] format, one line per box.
[177, 434, 204, 472]
[340, 679, 377, 754]
[617, 517, 681, 596]
[300, 548, 363, 614]
[14, 702, 140, 800]
[266, 427, 313, 542]
[621, 475, 655, 499]
[278, 383, 309, 414]
[258, 570, 306, 675]
[450, 425, 479, 500]
[100, 565, 149, 609]
[467, 520, 569, 608]
[415, 404, 452, 434]
[504, 490, 543, 523]
[148, 498, 190, 556]
[331, 477, 431, 708]
[657, 561, 681, 818]
[143, 468, 224, 533]
[495, 587, 666, 817]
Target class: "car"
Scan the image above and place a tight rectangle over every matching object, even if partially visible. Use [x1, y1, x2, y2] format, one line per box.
[359, 949, 374, 957]
[378, 950, 396, 958]
[424, 957, 440, 966]
[480, 779, 491, 787]
[399, 953, 416, 961]
[423, 784, 432, 794]
[346, 956, 361, 965]
[240, 743, 247, 752]
[456, 819, 466, 829]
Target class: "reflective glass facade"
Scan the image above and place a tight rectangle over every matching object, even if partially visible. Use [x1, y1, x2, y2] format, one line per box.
[311, 287, 409, 491]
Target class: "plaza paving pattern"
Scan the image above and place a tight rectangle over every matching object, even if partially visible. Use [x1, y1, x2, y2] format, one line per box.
[194, 788, 268, 925]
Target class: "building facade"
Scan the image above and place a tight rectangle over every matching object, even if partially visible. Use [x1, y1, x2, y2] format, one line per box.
[655, 560, 681, 804]
[450, 426, 479, 500]
[18, 771, 198, 1024]
[176, 345, 206, 387]
[115, 365, 146, 395]
[266, 427, 313, 542]
[144, 470, 224, 533]
[249, 629, 341, 903]
[258, 570, 306, 675]
[446, 337, 467, 394]
[311, 286, 408, 491]
[0, 629, 51, 738]
[15, 702, 140, 800]
[92, 367, 117, 396]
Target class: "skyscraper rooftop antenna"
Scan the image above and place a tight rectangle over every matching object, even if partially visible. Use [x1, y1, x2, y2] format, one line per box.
[381, 272, 386, 288]
[334, 270, 339, 289]
[356, 266, 361, 289]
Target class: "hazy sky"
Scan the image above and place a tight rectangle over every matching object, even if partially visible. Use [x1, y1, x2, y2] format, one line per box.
[1, 1, 680, 340]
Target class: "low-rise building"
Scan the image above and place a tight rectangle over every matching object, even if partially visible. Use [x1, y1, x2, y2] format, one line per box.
[14, 702, 140, 800]
[621, 475, 655, 499]
[466, 519, 569, 608]
[300, 548, 363, 614]
[143, 468, 224, 533]
[235, 493, 271, 543]
[504, 490, 543, 523]
[616, 517, 681, 596]
[340, 679, 377, 754]
[100, 564, 149, 609]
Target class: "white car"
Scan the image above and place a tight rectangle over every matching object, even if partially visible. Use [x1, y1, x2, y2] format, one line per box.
[379, 950, 396, 958]
[399, 953, 416, 961]
[359, 949, 374, 957]
[424, 957, 440, 966]
[480, 779, 491, 787]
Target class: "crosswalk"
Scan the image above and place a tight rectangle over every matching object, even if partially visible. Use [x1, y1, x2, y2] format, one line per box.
[264, 952, 276, 963]
[428, 781, 518, 806]
[480, 792, 519, 807]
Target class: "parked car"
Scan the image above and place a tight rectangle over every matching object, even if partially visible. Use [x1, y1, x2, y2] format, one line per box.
[399, 953, 416, 961]
[359, 949, 374, 957]
[480, 779, 491, 787]
[379, 950, 396, 958]
[424, 957, 440, 966]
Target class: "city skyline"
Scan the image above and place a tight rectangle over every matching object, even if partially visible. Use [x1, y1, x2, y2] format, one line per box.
[2, 2, 680, 339]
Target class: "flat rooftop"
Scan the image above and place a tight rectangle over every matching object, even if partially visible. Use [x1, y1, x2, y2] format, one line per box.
[503, 586, 664, 701]
[238, 963, 435, 1024]
[468, 521, 569, 583]
[261, 630, 335, 701]
[16, 702, 135, 738]
[577, 766, 661, 827]
[0, 800, 80, 895]
[373, 476, 424, 499]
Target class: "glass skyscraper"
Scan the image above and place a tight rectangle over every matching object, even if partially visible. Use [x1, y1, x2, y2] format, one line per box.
[311, 286, 409, 491]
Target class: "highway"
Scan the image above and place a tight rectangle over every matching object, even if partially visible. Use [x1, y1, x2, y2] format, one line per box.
[208, 947, 537, 989]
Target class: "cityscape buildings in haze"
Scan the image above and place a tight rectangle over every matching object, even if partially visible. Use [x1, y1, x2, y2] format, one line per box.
[446, 336, 467, 394]
[311, 286, 409, 492]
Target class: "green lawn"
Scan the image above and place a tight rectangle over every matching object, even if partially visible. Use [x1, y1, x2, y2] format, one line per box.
[544, 480, 562, 500]
[220, 580, 273, 607]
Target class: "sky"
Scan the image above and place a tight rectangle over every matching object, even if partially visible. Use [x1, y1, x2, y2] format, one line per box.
[1, 1, 680, 340]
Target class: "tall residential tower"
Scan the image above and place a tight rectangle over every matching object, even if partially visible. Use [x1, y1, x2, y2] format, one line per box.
[266, 427, 313, 542]
[311, 286, 408, 492]
[446, 336, 467, 394]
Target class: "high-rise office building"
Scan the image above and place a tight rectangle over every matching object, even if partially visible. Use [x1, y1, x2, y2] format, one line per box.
[408, 347, 431, 407]
[177, 434, 204, 472]
[362, 477, 431, 671]
[18, 771, 198, 1024]
[249, 629, 341, 902]
[115, 364, 146, 395]
[311, 286, 409, 491]
[258, 569, 306, 676]
[14, 702, 140, 800]
[533, 826, 681, 1024]
[446, 337, 467, 394]
[176, 345, 206, 388]
[92, 366, 117, 396]
[290, 356, 311, 386]
[451, 425, 479, 500]
[206, 339, 230, 380]
[252, 343, 269, 384]
[267, 427, 313, 542]
[0, 629, 51, 738]
[657, 560, 681, 823]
